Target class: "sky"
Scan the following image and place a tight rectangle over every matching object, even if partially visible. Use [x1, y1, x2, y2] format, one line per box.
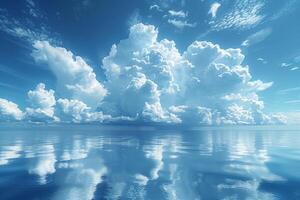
[0, 0, 300, 125]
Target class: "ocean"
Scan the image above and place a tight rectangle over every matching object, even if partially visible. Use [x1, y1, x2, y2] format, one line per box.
[0, 124, 299, 200]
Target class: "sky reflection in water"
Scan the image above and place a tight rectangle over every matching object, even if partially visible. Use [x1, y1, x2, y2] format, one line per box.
[0, 125, 300, 200]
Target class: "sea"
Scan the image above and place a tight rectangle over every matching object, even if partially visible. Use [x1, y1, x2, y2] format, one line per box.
[0, 124, 299, 200]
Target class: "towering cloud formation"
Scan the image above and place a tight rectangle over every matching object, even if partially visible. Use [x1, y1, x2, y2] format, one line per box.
[32, 41, 107, 109]
[0, 23, 287, 125]
[100, 23, 283, 125]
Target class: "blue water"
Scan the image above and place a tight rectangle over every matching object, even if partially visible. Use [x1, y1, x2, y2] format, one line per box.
[0, 125, 300, 200]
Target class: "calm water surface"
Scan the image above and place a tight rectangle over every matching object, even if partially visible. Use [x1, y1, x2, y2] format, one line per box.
[0, 125, 300, 200]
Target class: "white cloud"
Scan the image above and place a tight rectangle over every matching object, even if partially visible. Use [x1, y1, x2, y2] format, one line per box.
[281, 63, 292, 67]
[0, 98, 24, 121]
[168, 10, 187, 18]
[32, 41, 107, 109]
[208, 2, 221, 18]
[165, 9, 196, 29]
[134, 174, 149, 186]
[242, 28, 272, 47]
[99, 23, 282, 125]
[26, 83, 58, 122]
[0, 7, 54, 43]
[149, 4, 163, 12]
[247, 80, 273, 91]
[167, 19, 197, 29]
[257, 58, 267, 64]
[0, 23, 286, 125]
[210, 0, 265, 31]
[169, 105, 213, 125]
[290, 67, 299, 71]
[57, 98, 110, 123]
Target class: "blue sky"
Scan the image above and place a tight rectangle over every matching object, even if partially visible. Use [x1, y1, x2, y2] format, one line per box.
[0, 0, 300, 124]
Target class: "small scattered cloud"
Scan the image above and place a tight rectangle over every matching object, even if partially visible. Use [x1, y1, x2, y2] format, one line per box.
[257, 58, 267, 64]
[168, 10, 187, 18]
[165, 8, 196, 29]
[208, 2, 221, 18]
[149, 4, 163, 12]
[281, 63, 292, 67]
[167, 19, 197, 29]
[280, 61, 299, 71]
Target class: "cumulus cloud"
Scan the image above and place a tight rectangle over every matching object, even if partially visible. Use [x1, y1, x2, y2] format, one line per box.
[0, 23, 285, 125]
[26, 83, 58, 122]
[32, 41, 107, 109]
[208, 2, 221, 18]
[57, 98, 110, 123]
[0, 98, 24, 121]
[99, 23, 282, 125]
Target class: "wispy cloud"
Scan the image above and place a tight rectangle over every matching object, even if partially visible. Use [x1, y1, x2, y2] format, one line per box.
[270, 0, 298, 21]
[0, 7, 58, 44]
[25, 0, 43, 18]
[208, 2, 221, 18]
[277, 87, 300, 95]
[285, 100, 300, 104]
[280, 61, 300, 71]
[242, 28, 272, 47]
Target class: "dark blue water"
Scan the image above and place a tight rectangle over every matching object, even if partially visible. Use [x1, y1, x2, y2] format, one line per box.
[0, 125, 300, 200]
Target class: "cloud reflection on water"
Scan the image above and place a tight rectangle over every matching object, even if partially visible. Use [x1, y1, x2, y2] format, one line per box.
[0, 126, 299, 199]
